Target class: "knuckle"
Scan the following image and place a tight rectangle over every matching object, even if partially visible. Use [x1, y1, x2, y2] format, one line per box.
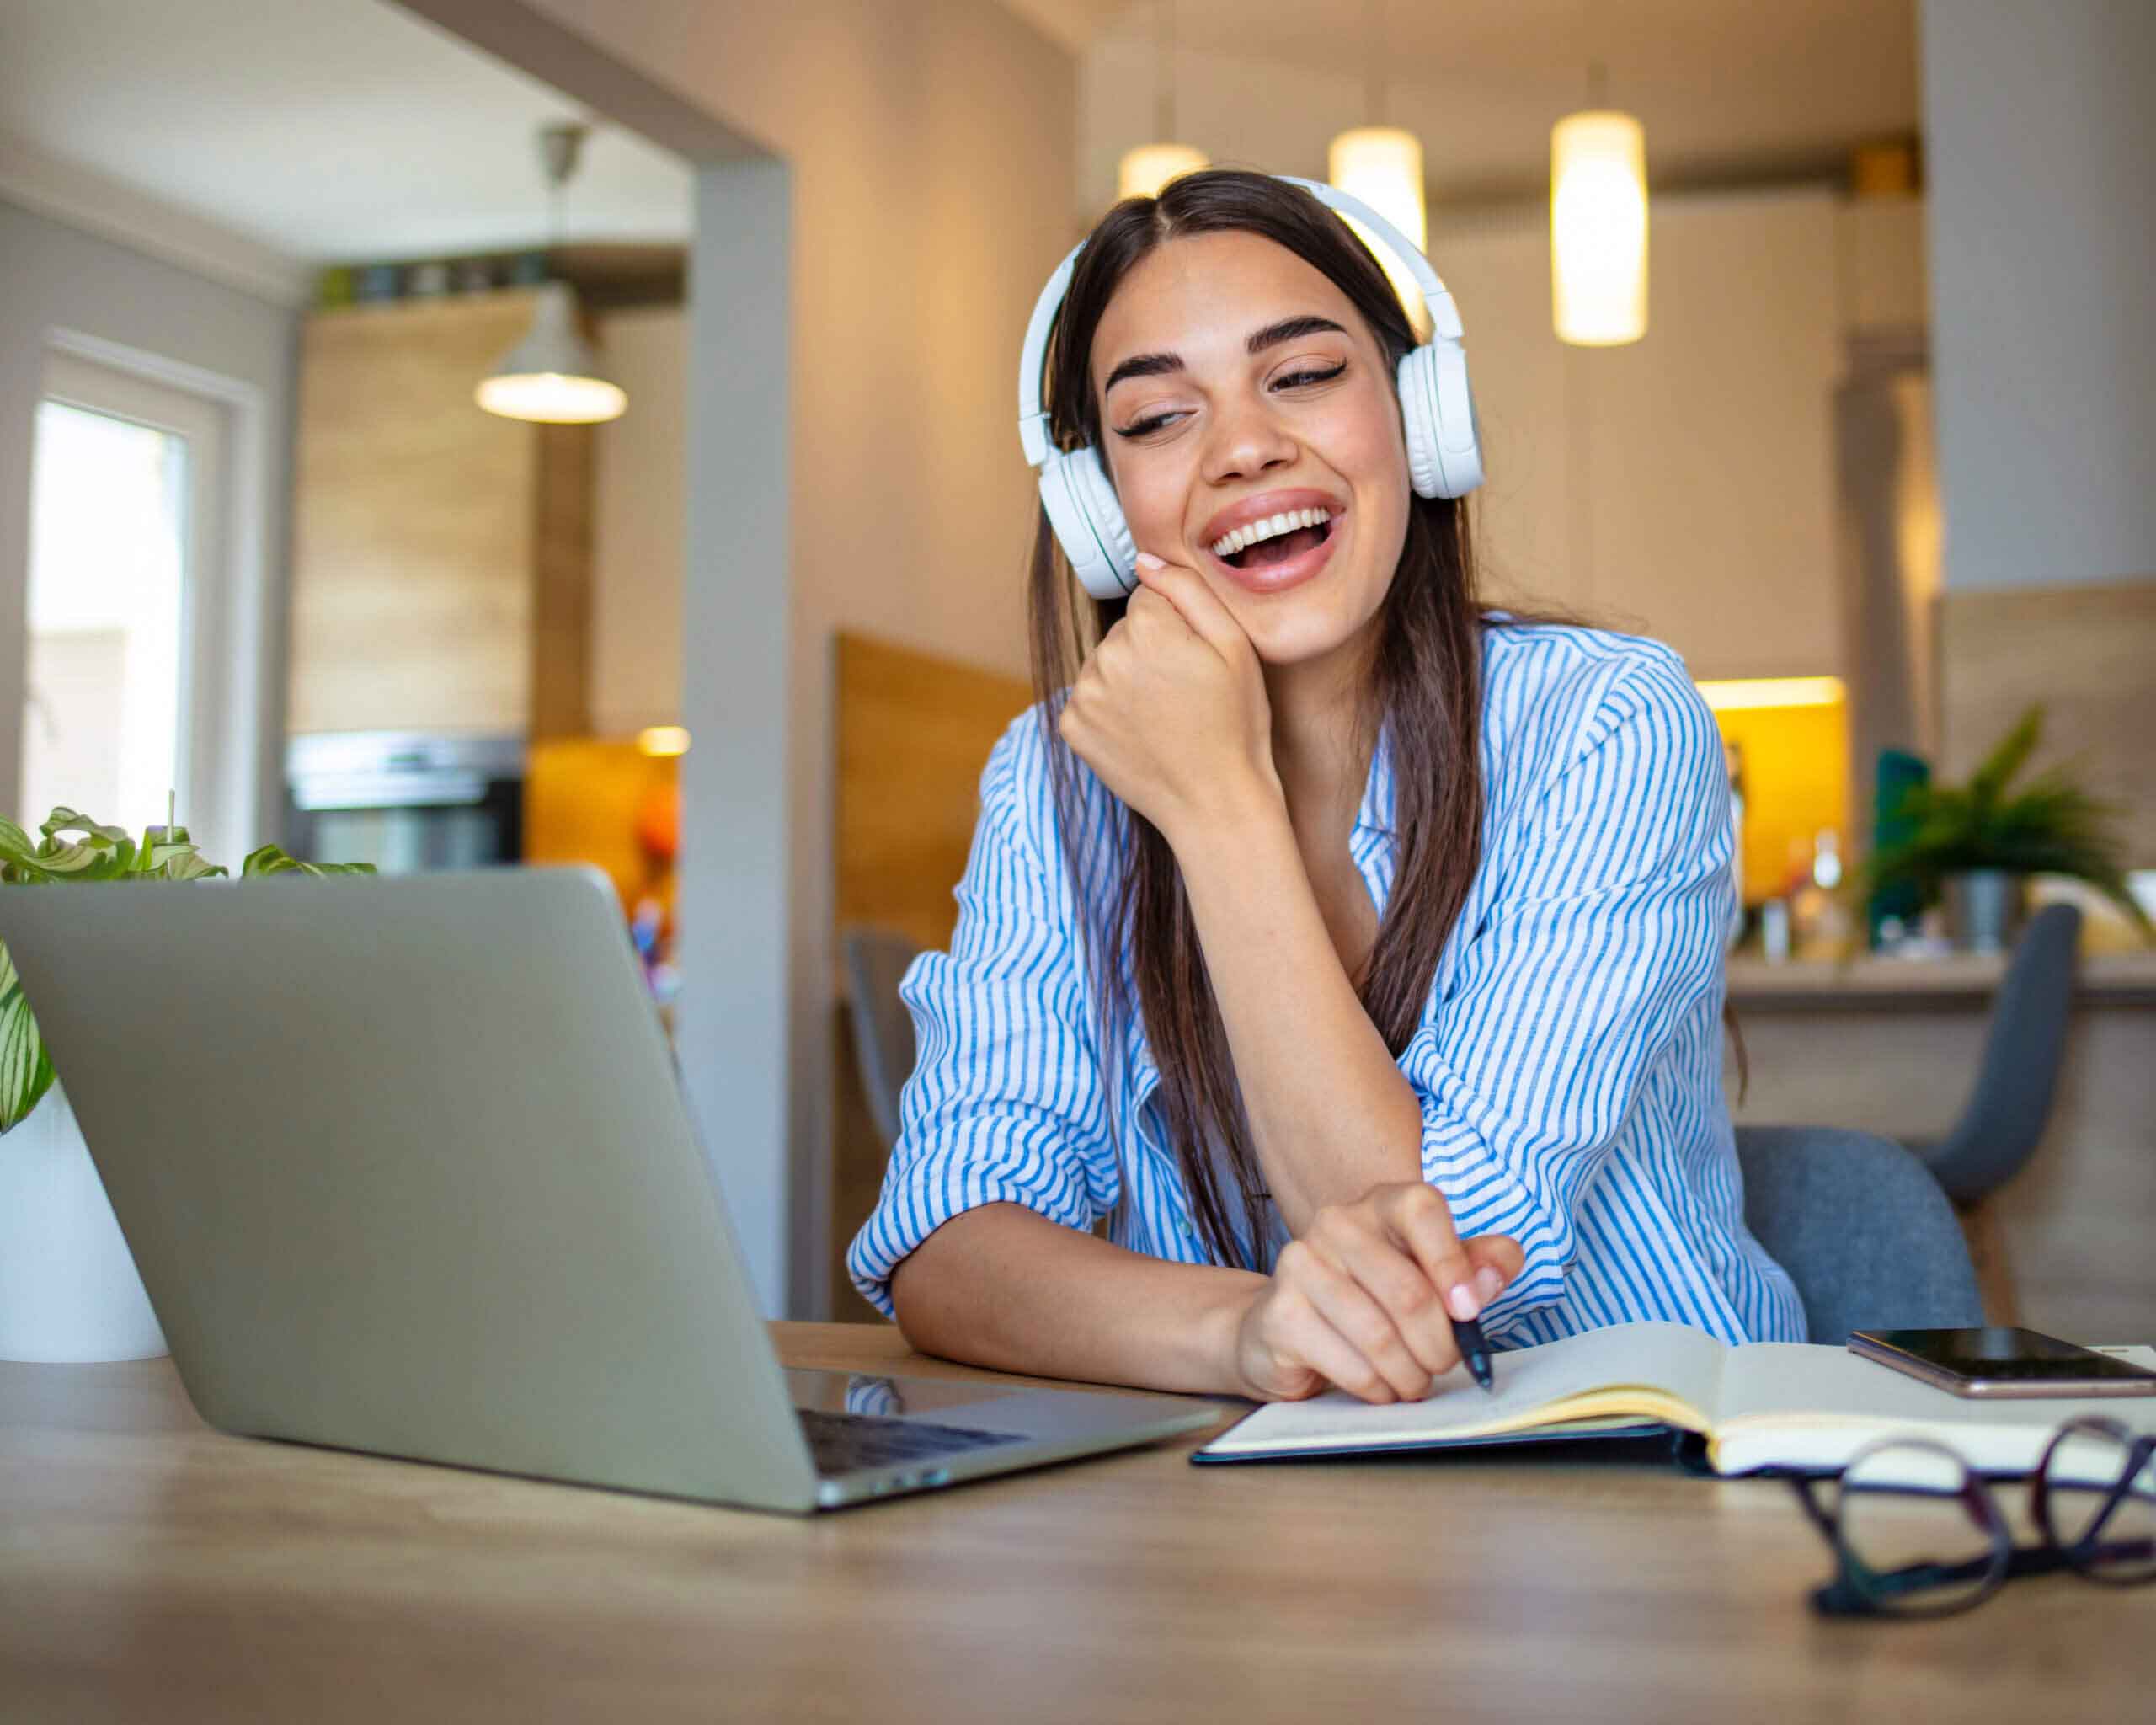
[1386, 1270, 1438, 1316]
[1353, 1312, 1401, 1359]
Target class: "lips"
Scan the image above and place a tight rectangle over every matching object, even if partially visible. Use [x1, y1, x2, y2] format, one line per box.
[1199, 487, 1348, 553]
[1205, 509, 1345, 597]
[1193, 487, 1348, 597]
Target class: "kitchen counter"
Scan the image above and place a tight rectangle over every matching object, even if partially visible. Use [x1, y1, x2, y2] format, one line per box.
[1727, 948, 2156, 1010]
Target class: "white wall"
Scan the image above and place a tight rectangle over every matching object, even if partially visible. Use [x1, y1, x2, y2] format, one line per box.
[501, 0, 1075, 1315]
[1921, 0, 2156, 592]
[0, 196, 297, 855]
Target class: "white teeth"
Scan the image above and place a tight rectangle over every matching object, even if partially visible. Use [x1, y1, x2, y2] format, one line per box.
[1210, 505, 1332, 560]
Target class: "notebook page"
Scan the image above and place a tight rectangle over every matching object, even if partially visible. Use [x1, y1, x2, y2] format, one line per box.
[1714, 1343, 2156, 1475]
[1198, 1320, 1730, 1456]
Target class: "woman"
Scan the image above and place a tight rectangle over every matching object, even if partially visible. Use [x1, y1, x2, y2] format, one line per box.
[848, 170, 1803, 1404]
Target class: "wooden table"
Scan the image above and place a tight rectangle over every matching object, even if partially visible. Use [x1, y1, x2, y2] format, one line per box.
[4, 1325, 2148, 1722]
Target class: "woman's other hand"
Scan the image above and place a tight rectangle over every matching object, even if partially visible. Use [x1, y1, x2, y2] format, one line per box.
[1057, 553, 1278, 841]
[1226, 1182, 1525, 1402]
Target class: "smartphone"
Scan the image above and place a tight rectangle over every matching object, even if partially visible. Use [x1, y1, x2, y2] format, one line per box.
[1849, 1327, 2156, 1399]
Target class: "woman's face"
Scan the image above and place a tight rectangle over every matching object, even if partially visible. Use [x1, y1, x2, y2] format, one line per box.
[1089, 229, 1412, 672]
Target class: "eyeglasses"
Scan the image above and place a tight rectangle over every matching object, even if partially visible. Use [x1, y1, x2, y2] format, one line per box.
[1790, 1416, 2156, 1618]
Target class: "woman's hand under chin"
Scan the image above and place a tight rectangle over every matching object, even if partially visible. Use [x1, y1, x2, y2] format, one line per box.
[1057, 552, 1280, 844]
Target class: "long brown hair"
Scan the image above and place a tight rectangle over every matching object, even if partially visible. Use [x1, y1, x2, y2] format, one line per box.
[1026, 168, 1517, 1270]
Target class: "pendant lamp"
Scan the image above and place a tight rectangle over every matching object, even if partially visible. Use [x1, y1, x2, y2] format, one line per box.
[1118, 3, 1207, 199]
[478, 123, 627, 424]
[1326, 4, 1430, 334]
[1550, 64, 1649, 346]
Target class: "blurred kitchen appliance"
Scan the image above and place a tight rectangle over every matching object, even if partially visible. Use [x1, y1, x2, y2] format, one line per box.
[286, 733, 522, 873]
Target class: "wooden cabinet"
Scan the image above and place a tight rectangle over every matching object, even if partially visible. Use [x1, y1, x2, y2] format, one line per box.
[1438, 188, 1846, 682]
[289, 290, 590, 737]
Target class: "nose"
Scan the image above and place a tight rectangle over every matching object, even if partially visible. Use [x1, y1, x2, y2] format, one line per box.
[1200, 387, 1297, 487]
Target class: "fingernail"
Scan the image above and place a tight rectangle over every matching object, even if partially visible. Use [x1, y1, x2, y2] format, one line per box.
[1476, 1266, 1503, 1301]
[1447, 1283, 1481, 1322]
[1134, 551, 1165, 569]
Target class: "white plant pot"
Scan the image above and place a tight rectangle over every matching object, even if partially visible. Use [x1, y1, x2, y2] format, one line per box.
[0, 1084, 168, 1362]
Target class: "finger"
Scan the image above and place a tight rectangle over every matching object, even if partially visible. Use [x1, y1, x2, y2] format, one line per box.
[1262, 1280, 1403, 1406]
[1381, 1183, 1482, 1323]
[1133, 553, 1255, 665]
[1121, 584, 1186, 640]
[1307, 1210, 1459, 1381]
[1461, 1234, 1526, 1306]
[1277, 1239, 1432, 1402]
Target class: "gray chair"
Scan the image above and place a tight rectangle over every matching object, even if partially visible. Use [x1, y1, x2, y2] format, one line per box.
[841, 926, 921, 1151]
[1737, 1125, 1983, 1345]
[1914, 902, 2083, 1205]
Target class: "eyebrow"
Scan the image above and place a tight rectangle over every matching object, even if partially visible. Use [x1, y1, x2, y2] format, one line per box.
[1100, 314, 1350, 396]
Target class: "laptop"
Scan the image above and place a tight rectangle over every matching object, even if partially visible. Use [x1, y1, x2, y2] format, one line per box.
[1, 867, 1216, 1512]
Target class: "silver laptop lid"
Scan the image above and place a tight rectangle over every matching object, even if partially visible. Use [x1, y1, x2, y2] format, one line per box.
[2, 868, 820, 1513]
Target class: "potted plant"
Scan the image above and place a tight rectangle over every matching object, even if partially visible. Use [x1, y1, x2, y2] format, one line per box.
[1, 807, 371, 1363]
[1856, 707, 2152, 954]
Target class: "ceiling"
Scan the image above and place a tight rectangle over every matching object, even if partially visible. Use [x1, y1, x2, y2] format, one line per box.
[1023, 0, 1920, 205]
[0, 0, 1919, 285]
[0, 0, 691, 267]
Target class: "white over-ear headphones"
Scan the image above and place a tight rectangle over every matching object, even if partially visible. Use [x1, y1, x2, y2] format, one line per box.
[1016, 174, 1483, 601]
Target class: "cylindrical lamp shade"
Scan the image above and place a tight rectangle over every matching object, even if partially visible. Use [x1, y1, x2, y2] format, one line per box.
[1326, 126, 1430, 334]
[1550, 109, 1649, 346]
[476, 281, 627, 424]
[1118, 142, 1208, 200]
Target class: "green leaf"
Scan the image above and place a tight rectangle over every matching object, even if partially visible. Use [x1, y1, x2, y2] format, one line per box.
[0, 938, 57, 1135]
[240, 843, 374, 878]
[39, 807, 132, 846]
[1850, 707, 2152, 944]
[1966, 706, 2042, 812]
[0, 817, 41, 873]
[22, 807, 136, 879]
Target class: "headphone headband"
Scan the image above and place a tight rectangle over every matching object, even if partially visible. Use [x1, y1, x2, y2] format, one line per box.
[1016, 174, 1463, 470]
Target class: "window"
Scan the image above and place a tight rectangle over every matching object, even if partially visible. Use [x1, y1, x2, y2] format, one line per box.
[19, 351, 232, 849]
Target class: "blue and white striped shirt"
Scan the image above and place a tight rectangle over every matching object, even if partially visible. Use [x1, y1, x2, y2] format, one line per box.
[848, 619, 1806, 1347]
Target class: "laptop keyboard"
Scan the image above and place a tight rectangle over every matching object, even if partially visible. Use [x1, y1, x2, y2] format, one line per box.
[795, 1407, 1027, 1477]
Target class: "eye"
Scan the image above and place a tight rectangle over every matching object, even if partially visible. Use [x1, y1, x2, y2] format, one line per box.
[1274, 360, 1348, 391]
[1113, 408, 1186, 440]
[1109, 360, 1349, 440]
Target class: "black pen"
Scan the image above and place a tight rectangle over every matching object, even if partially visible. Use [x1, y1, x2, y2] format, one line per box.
[1453, 1314, 1496, 1393]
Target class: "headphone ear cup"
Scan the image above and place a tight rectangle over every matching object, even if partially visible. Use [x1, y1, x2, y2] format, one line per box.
[1396, 343, 1484, 500]
[1039, 444, 1136, 600]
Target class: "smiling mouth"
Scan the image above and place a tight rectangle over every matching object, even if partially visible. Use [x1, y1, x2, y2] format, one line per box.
[1214, 513, 1337, 571]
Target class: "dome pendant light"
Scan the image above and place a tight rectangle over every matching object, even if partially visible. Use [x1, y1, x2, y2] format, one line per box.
[1118, 2, 1207, 200]
[1551, 61, 1649, 346]
[478, 123, 627, 424]
[1326, 3, 1430, 334]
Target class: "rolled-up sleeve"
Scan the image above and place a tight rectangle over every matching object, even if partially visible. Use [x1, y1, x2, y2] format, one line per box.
[846, 724, 1120, 1316]
[1401, 654, 1737, 1331]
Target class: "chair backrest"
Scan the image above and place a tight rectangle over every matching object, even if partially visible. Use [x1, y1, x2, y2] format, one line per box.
[1735, 1125, 1984, 1345]
[1923, 901, 2083, 1204]
[840, 927, 922, 1151]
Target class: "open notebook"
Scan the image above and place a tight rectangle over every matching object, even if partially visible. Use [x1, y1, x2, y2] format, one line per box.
[1193, 1321, 2156, 1477]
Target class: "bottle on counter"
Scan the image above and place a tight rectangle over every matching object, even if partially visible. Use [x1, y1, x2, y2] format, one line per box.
[1790, 829, 1854, 960]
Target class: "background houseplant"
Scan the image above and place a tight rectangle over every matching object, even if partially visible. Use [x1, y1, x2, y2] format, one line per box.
[1, 807, 371, 1361]
[1856, 707, 2152, 953]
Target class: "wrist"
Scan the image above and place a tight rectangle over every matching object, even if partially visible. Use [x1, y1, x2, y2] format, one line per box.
[1193, 1269, 1270, 1397]
[1160, 765, 1287, 860]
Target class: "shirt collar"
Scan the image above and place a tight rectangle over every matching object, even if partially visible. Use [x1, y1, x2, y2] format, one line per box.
[1353, 724, 1396, 838]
